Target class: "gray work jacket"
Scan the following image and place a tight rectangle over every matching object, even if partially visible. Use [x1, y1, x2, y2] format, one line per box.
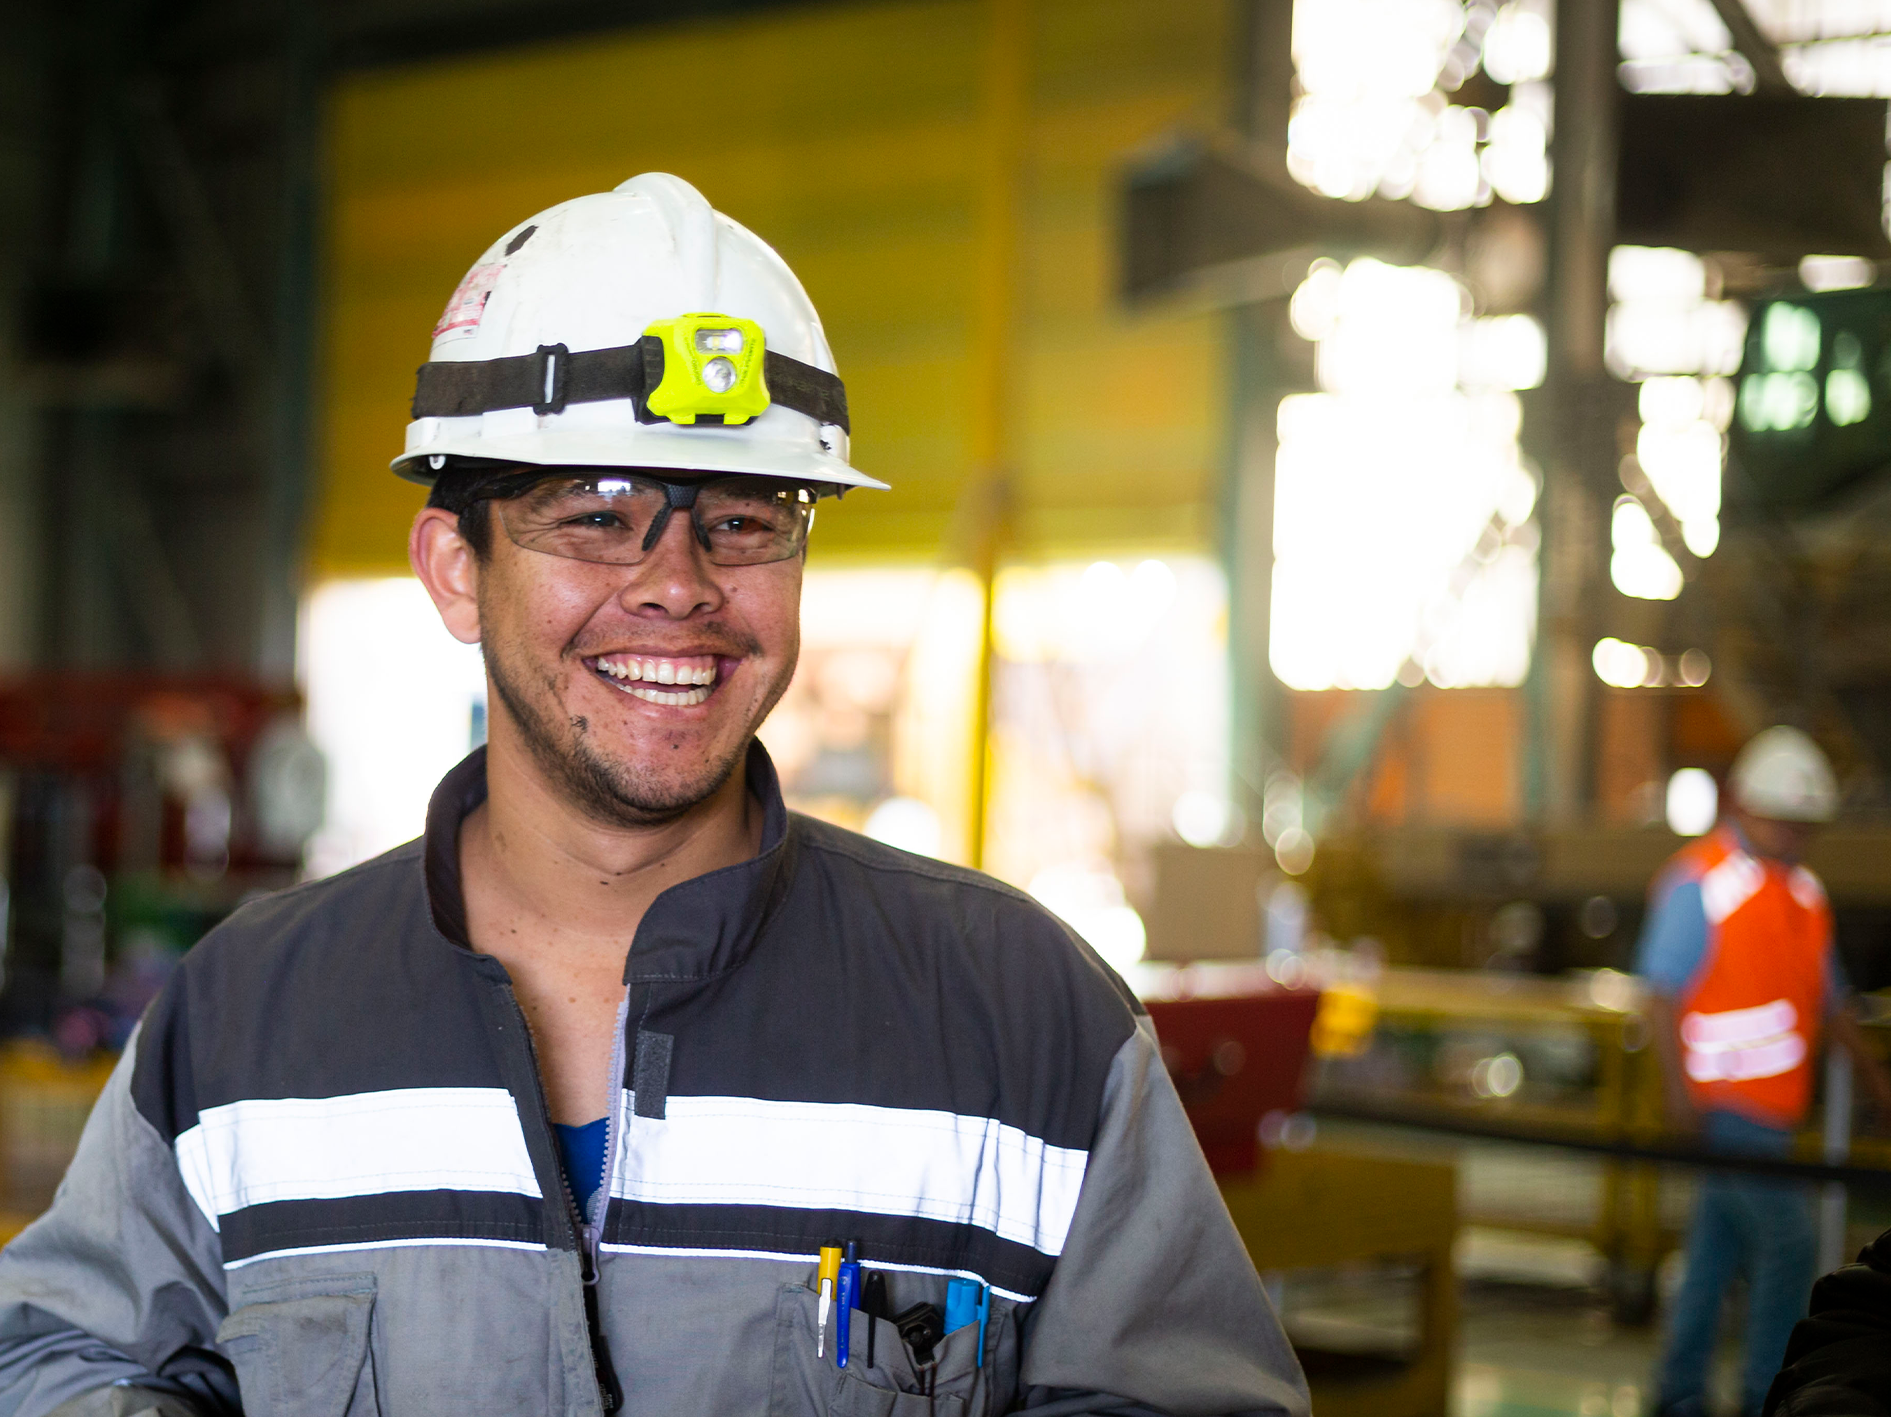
[0, 744, 1307, 1417]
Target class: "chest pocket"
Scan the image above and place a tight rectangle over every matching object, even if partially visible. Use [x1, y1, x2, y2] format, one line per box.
[217, 1275, 380, 1417]
[769, 1283, 985, 1417]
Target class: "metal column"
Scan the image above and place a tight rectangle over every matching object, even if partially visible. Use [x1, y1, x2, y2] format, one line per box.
[1820, 1048, 1854, 1274]
[964, 0, 1028, 870]
[1224, 0, 1296, 829]
[1527, 0, 1621, 821]
[257, 3, 323, 685]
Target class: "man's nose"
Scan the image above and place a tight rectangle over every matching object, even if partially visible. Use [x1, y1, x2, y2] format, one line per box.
[619, 506, 722, 618]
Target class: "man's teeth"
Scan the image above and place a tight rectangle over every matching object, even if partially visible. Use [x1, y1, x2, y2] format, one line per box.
[596, 658, 717, 686]
[623, 684, 710, 706]
[594, 656, 716, 705]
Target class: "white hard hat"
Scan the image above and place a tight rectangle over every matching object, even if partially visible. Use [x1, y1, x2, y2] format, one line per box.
[394, 173, 884, 492]
[1729, 726, 1839, 823]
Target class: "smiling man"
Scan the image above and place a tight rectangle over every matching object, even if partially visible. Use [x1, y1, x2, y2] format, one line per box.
[0, 175, 1306, 1417]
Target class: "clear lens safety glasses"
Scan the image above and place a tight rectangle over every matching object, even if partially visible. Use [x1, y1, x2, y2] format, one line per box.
[497, 473, 817, 567]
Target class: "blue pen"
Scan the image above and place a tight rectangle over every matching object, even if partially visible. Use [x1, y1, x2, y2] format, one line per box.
[944, 1277, 979, 1334]
[975, 1282, 990, 1369]
[836, 1242, 861, 1367]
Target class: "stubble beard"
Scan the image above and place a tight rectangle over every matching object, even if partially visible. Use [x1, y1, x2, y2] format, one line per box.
[482, 626, 784, 830]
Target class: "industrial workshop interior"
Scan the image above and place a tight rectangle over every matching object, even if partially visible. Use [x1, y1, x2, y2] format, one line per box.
[4, 0, 1891, 1413]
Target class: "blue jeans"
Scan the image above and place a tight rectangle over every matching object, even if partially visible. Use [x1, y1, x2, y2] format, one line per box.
[1656, 1111, 1817, 1416]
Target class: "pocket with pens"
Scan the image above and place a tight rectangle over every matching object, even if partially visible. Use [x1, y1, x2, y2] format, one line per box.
[816, 1244, 990, 1376]
[774, 1248, 994, 1416]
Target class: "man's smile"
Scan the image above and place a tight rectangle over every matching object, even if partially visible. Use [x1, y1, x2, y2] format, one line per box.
[583, 652, 730, 707]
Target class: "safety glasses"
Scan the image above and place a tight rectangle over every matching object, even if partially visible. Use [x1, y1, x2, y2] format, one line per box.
[496, 473, 817, 567]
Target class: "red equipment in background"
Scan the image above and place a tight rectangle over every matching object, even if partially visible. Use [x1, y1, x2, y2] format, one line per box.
[0, 675, 303, 876]
[0, 674, 315, 1045]
[1143, 985, 1321, 1174]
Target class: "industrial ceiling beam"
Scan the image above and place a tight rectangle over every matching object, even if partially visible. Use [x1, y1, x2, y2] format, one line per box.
[323, 0, 828, 70]
[1703, 0, 1795, 95]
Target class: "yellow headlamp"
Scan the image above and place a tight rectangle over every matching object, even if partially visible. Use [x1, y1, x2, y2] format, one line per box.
[642, 314, 771, 426]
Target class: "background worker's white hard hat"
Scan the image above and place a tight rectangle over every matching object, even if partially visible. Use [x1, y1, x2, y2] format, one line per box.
[394, 172, 884, 491]
[1729, 725, 1839, 823]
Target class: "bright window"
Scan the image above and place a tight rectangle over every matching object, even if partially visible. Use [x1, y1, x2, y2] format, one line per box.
[300, 579, 487, 878]
[1272, 259, 1541, 691]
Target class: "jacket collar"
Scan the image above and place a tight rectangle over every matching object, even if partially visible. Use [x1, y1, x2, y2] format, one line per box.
[423, 739, 796, 983]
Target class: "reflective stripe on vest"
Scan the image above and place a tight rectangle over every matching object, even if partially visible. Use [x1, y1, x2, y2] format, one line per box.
[1680, 998, 1805, 1083]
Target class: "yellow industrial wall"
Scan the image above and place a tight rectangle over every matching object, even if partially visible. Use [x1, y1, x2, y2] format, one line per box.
[312, 0, 1231, 577]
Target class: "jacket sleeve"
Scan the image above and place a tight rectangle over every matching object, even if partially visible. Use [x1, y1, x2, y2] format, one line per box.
[1764, 1228, 1891, 1416]
[1016, 1020, 1309, 1417]
[0, 1030, 236, 1417]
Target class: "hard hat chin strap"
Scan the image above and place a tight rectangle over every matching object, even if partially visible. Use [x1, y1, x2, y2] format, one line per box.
[409, 333, 849, 433]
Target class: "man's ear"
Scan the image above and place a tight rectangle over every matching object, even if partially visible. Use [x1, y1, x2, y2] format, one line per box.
[410, 507, 482, 645]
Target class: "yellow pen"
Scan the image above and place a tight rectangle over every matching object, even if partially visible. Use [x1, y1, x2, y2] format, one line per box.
[816, 1245, 843, 1357]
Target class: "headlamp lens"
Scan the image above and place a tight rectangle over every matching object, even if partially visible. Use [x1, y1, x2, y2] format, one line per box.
[497, 473, 815, 567]
[695, 327, 745, 354]
[701, 356, 739, 394]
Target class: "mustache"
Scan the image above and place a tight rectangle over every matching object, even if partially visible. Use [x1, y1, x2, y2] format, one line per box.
[564, 625, 762, 661]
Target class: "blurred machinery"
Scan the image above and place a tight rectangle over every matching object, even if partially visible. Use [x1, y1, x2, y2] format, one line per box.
[1317, 966, 1674, 1324]
[1146, 834, 1891, 1335]
[1225, 1147, 1458, 1417]
[1129, 0, 1891, 1355]
[1143, 979, 1320, 1173]
[0, 674, 320, 1045]
[1143, 971, 1458, 1417]
[1117, 4, 1891, 1004]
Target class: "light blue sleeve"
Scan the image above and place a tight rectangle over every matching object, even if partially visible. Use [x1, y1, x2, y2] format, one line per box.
[1634, 879, 1709, 998]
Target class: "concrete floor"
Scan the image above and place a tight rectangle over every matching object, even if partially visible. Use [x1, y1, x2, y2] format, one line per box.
[1275, 1121, 1891, 1417]
[1277, 1230, 1733, 1417]
[1452, 1269, 1689, 1417]
[1448, 1213, 1891, 1416]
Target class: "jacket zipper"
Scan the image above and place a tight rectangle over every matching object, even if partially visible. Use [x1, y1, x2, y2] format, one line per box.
[581, 992, 634, 1406]
[591, 993, 633, 1246]
[498, 982, 625, 1412]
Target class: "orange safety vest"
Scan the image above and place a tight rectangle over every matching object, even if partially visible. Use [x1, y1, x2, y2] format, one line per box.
[1659, 824, 1833, 1128]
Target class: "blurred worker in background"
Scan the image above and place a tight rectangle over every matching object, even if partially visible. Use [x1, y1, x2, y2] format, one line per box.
[0, 174, 1305, 1417]
[1639, 727, 1891, 1417]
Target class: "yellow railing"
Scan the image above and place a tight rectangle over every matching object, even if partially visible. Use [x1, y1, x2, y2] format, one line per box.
[0, 1042, 117, 1243]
